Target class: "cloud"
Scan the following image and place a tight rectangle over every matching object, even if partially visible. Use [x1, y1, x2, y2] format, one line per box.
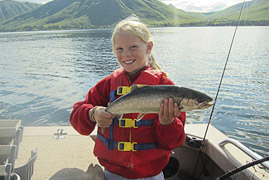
[15, 0, 52, 4]
[160, 0, 245, 12]
[14, 0, 246, 12]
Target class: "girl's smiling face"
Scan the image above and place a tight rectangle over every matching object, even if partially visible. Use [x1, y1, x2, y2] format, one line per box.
[114, 31, 153, 74]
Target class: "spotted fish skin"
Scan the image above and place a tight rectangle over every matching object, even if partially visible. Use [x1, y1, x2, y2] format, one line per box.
[106, 85, 213, 115]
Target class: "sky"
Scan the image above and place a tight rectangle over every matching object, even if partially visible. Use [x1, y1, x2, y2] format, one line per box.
[160, 0, 245, 12]
[14, 0, 246, 13]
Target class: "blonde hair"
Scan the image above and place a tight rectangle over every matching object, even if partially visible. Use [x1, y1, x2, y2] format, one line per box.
[112, 15, 162, 71]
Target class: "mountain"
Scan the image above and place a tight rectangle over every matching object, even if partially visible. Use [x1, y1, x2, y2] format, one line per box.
[187, 0, 269, 26]
[0, 0, 41, 21]
[0, 0, 268, 32]
[0, 0, 201, 31]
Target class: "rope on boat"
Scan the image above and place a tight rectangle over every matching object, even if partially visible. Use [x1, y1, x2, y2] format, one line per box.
[216, 156, 269, 180]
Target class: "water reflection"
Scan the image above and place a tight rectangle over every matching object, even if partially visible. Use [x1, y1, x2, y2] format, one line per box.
[0, 27, 268, 156]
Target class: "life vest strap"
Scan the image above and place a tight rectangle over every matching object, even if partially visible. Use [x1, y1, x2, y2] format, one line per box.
[117, 86, 131, 95]
[110, 86, 131, 102]
[97, 132, 158, 151]
[114, 118, 154, 128]
[109, 85, 146, 102]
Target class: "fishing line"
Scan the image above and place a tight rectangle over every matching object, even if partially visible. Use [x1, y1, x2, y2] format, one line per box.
[202, 0, 246, 145]
[192, 0, 246, 178]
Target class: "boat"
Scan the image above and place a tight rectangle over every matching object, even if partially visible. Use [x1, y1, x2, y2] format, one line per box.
[1, 119, 268, 180]
[90, 124, 269, 180]
[162, 124, 269, 180]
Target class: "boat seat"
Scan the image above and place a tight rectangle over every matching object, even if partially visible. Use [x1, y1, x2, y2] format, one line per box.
[14, 149, 38, 180]
[0, 119, 23, 180]
[0, 145, 16, 180]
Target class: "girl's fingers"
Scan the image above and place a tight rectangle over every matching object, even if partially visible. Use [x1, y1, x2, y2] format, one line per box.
[94, 106, 114, 127]
[168, 98, 174, 118]
[174, 103, 180, 117]
[159, 102, 164, 118]
[159, 98, 180, 125]
[98, 118, 112, 127]
[163, 99, 169, 118]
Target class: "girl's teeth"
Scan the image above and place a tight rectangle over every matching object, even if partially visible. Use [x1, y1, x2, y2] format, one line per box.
[125, 60, 135, 64]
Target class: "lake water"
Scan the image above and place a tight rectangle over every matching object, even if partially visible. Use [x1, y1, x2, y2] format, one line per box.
[0, 27, 268, 157]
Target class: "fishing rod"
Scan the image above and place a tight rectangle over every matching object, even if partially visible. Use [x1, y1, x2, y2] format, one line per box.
[202, 0, 246, 144]
[216, 156, 269, 180]
[192, 0, 246, 178]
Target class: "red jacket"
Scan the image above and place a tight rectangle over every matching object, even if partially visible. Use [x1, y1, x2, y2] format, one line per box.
[70, 65, 186, 178]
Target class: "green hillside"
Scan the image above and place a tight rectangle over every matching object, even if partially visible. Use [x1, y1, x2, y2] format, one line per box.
[0, 0, 41, 21]
[190, 0, 269, 26]
[0, 0, 201, 31]
[0, 0, 268, 32]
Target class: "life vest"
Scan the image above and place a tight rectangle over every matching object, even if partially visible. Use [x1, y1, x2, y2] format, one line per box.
[93, 67, 171, 169]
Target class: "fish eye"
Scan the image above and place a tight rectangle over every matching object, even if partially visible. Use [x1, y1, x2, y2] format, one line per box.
[197, 98, 204, 103]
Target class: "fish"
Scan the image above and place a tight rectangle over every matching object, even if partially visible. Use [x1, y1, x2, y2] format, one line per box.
[106, 85, 213, 120]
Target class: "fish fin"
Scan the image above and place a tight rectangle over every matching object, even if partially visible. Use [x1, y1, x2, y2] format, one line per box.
[116, 115, 123, 121]
[131, 84, 147, 91]
[136, 113, 145, 121]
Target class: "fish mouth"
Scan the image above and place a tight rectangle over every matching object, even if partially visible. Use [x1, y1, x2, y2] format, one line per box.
[198, 101, 214, 109]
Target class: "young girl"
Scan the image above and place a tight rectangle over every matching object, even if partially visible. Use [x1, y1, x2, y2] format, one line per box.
[70, 16, 186, 180]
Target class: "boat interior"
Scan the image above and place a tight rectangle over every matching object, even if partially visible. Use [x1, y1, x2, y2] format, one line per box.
[164, 124, 269, 180]
[1, 120, 268, 180]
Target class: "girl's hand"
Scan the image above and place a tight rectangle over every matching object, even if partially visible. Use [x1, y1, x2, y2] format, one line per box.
[89, 106, 115, 127]
[159, 98, 180, 125]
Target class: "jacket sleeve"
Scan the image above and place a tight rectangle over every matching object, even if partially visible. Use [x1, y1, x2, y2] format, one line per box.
[70, 76, 111, 135]
[156, 74, 186, 150]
